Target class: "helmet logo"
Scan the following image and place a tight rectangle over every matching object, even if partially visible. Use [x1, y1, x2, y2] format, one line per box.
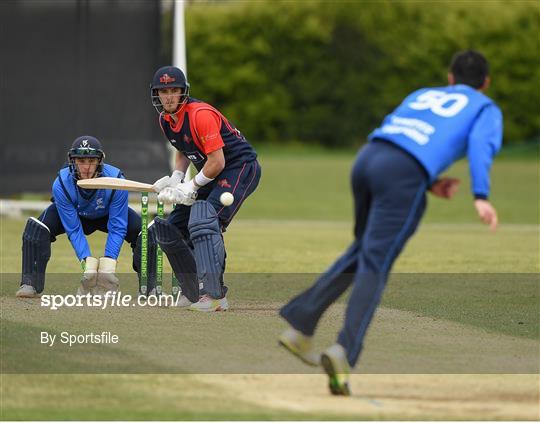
[159, 73, 176, 84]
[81, 140, 89, 147]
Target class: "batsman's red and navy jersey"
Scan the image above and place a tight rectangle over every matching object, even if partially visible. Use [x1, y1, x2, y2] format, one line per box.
[159, 98, 257, 171]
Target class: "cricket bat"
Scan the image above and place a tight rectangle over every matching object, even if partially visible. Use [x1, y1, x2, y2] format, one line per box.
[77, 177, 156, 192]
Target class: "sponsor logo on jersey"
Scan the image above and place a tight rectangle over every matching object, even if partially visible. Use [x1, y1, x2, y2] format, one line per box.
[183, 134, 192, 144]
[186, 151, 205, 163]
[218, 179, 231, 188]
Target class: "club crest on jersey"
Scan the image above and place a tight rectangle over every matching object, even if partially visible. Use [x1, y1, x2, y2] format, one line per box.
[218, 179, 231, 188]
[159, 73, 176, 84]
[95, 197, 105, 210]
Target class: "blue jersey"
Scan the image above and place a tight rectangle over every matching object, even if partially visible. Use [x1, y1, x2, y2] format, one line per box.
[368, 84, 503, 197]
[52, 164, 128, 261]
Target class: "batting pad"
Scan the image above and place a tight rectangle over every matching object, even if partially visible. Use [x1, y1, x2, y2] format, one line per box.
[188, 201, 226, 299]
[21, 217, 51, 293]
[153, 217, 199, 303]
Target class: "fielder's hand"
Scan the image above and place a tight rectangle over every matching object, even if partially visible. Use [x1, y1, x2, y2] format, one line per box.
[474, 199, 498, 232]
[77, 256, 99, 295]
[95, 257, 120, 294]
[429, 177, 460, 199]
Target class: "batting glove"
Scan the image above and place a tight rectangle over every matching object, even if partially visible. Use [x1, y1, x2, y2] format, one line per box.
[173, 181, 198, 206]
[152, 170, 185, 193]
[152, 175, 171, 193]
[157, 187, 176, 204]
[169, 170, 185, 186]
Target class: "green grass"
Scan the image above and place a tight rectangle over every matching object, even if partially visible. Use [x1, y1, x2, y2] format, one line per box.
[240, 151, 539, 224]
[1, 154, 539, 420]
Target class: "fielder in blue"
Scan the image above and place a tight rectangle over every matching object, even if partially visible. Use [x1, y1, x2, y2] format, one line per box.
[16, 136, 142, 298]
[279, 50, 502, 395]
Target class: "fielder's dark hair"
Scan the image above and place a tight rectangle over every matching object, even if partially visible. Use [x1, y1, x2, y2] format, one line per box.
[449, 50, 489, 89]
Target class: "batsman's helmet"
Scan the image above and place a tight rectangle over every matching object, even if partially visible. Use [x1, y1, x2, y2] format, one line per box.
[67, 135, 105, 180]
[150, 66, 190, 114]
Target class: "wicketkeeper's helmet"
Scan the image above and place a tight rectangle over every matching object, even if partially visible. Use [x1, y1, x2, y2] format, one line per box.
[67, 135, 105, 180]
[150, 66, 190, 114]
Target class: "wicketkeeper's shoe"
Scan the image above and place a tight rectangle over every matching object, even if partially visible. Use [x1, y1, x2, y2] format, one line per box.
[189, 294, 229, 312]
[321, 344, 351, 396]
[16, 284, 40, 298]
[278, 327, 320, 366]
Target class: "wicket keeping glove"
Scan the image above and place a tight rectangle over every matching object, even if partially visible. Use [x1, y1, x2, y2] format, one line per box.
[96, 257, 119, 294]
[77, 256, 99, 295]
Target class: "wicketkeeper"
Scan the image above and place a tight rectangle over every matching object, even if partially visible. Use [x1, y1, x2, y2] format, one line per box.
[147, 66, 262, 312]
[16, 136, 142, 297]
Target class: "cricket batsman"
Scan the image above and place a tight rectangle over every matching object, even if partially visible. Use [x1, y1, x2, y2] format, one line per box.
[16, 136, 143, 297]
[278, 50, 503, 395]
[147, 66, 262, 312]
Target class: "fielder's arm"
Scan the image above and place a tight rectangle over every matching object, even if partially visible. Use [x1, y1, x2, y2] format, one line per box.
[52, 179, 92, 261]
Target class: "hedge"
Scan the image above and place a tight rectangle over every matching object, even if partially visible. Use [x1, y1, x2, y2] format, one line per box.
[183, 0, 540, 147]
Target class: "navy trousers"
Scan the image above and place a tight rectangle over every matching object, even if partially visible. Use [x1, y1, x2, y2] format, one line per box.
[280, 141, 428, 367]
[164, 160, 261, 297]
[167, 160, 262, 238]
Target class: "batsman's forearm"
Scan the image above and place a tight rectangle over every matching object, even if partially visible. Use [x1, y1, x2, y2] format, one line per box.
[201, 161, 224, 179]
[176, 152, 190, 173]
[189, 149, 225, 189]
[201, 149, 225, 179]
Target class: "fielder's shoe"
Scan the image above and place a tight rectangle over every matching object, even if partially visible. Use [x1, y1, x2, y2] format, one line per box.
[278, 327, 320, 366]
[16, 284, 40, 298]
[175, 295, 193, 308]
[321, 344, 351, 396]
[189, 294, 229, 312]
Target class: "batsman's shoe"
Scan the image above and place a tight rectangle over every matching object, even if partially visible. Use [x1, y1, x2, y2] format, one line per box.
[175, 295, 193, 308]
[321, 344, 351, 396]
[278, 327, 320, 366]
[189, 294, 229, 312]
[76, 285, 92, 296]
[16, 284, 40, 298]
